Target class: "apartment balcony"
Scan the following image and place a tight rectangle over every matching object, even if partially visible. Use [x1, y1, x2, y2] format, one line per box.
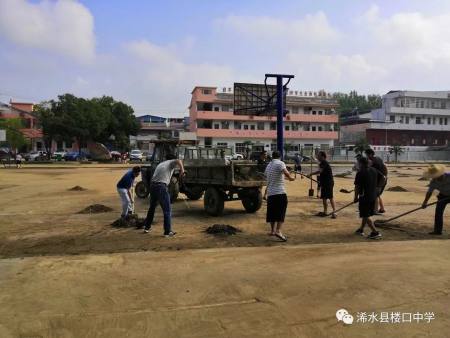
[196, 128, 338, 140]
[369, 122, 449, 132]
[194, 110, 338, 123]
[390, 107, 450, 116]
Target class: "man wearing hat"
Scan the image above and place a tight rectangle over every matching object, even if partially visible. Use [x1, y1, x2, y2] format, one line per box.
[421, 164, 450, 235]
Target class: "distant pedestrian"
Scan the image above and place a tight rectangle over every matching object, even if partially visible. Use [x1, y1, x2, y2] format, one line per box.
[117, 166, 141, 219]
[353, 157, 382, 239]
[264, 150, 295, 241]
[294, 153, 302, 173]
[143, 153, 185, 237]
[365, 148, 388, 214]
[309, 151, 336, 218]
[421, 164, 450, 235]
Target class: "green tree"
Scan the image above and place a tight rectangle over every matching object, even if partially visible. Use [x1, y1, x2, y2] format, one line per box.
[0, 118, 29, 152]
[354, 137, 369, 155]
[334, 91, 382, 115]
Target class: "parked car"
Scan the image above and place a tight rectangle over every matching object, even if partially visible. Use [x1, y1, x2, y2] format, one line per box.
[51, 149, 67, 160]
[25, 151, 47, 161]
[64, 151, 89, 161]
[145, 152, 153, 161]
[130, 149, 143, 161]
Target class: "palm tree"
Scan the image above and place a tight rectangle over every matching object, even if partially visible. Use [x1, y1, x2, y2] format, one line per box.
[389, 145, 404, 163]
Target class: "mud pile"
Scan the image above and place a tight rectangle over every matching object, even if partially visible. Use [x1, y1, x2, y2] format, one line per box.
[111, 214, 145, 227]
[68, 186, 87, 191]
[206, 224, 242, 235]
[387, 186, 408, 192]
[78, 204, 113, 214]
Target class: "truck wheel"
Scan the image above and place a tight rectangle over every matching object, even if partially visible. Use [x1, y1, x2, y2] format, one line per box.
[135, 181, 149, 198]
[204, 187, 224, 216]
[241, 189, 263, 213]
[169, 178, 179, 203]
[184, 186, 204, 200]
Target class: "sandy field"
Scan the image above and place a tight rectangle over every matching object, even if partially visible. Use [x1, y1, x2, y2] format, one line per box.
[0, 163, 448, 337]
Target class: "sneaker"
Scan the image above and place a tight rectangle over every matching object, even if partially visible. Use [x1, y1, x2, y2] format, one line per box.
[331, 213, 337, 219]
[143, 227, 152, 234]
[428, 231, 442, 235]
[164, 231, 177, 238]
[368, 231, 382, 239]
[354, 228, 364, 236]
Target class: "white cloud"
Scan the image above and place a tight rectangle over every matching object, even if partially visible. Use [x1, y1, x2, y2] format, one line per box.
[216, 12, 340, 49]
[0, 0, 95, 63]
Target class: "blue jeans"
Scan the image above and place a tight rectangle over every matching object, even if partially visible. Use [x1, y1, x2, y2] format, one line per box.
[434, 194, 449, 234]
[144, 183, 172, 234]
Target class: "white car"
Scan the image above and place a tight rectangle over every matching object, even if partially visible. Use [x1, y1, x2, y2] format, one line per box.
[130, 149, 143, 161]
[52, 149, 67, 159]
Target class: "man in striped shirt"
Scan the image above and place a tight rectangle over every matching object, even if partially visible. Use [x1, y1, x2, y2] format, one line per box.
[264, 151, 295, 241]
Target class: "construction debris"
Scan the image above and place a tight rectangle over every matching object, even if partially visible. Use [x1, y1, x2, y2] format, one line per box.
[77, 204, 113, 214]
[418, 177, 429, 181]
[205, 224, 242, 235]
[386, 186, 409, 192]
[69, 186, 87, 191]
[334, 171, 352, 178]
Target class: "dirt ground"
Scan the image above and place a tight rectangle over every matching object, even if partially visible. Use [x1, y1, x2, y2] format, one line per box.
[0, 163, 448, 337]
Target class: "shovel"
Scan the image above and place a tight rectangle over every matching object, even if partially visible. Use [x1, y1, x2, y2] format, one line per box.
[325, 201, 356, 216]
[374, 198, 450, 226]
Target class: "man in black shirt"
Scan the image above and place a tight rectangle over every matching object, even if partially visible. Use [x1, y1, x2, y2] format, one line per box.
[365, 148, 388, 214]
[354, 156, 382, 239]
[309, 151, 336, 218]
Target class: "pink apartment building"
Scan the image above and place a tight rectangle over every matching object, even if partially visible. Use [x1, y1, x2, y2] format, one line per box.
[189, 86, 339, 155]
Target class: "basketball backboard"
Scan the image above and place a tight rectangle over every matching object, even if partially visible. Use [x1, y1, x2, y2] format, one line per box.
[233, 82, 286, 116]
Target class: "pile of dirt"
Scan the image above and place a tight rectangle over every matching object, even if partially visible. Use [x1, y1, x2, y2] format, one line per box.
[391, 170, 398, 173]
[78, 204, 113, 214]
[418, 177, 429, 181]
[68, 185, 87, 191]
[386, 186, 408, 192]
[111, 214, 145, 227]
[205, 224, 242, 235]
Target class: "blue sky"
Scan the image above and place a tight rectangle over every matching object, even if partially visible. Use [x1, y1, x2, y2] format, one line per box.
[1, 0, 450, 116]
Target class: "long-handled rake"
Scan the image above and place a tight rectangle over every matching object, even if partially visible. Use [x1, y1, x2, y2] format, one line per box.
[374, 198, 450, 226]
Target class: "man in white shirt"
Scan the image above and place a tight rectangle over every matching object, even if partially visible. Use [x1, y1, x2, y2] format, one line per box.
[264, 151, 295, 241]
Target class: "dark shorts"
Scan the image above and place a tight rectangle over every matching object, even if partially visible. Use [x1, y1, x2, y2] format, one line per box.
[266, 193, 288, 222]
[359, 199, 376, 218]
[295, 164, 302, 172]
[320, 182, 334, 200]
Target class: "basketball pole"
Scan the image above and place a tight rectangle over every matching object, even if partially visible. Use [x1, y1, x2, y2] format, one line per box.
[265, 74, 294, 160]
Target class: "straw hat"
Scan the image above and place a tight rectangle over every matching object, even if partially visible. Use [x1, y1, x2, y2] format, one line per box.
[422, 164, 446, 179]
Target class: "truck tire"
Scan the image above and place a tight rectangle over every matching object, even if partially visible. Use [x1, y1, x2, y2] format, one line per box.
[184, 186, 204, 200]
[241, 189, 263, 213]
[169, 177, 179, 203]
[135, 181, 149, 198]
[204, 187, 224, 216]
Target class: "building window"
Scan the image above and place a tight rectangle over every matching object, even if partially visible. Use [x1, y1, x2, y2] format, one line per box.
[399, 116, 404, 124]
[439, 118, 443, 125]
[433, 117, 436, 124]
[235, 122, 242, 130]
[318, 111, 323, 115]
[312, 111, 317, 115]
[202, 89, 212, 95]
[257, 122, 264, 130]
[214, 123, 220, 129]
[197, 120, 212, 129]
[427, 117, 431, 124]
[312, 126, 317, 131]
[411, 138, 415, 145]
[445, 118, 448, 125]
[434, 139, 438, 145]
[292, 107, 299, 114]
[318, 126, 323, 131]
[250, 125, 255, 130]
[244, 125, 249, 130]
[235, 143, 246, 154]
[270, 122, 276, 130]
[270, 144, 277, 151]
[415, 117, 422, 124]
[422, 139, 426, 145]
[390, 115, 395, 122]
[217, 142, 228, 148]
[205, 137, 212, 147]
[420, 101, 424, 108]
[405, 116, 409, 124]
[221, 121, 229, 129]
[441, 102, 446, 109]
[214, 106, 220, 111]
